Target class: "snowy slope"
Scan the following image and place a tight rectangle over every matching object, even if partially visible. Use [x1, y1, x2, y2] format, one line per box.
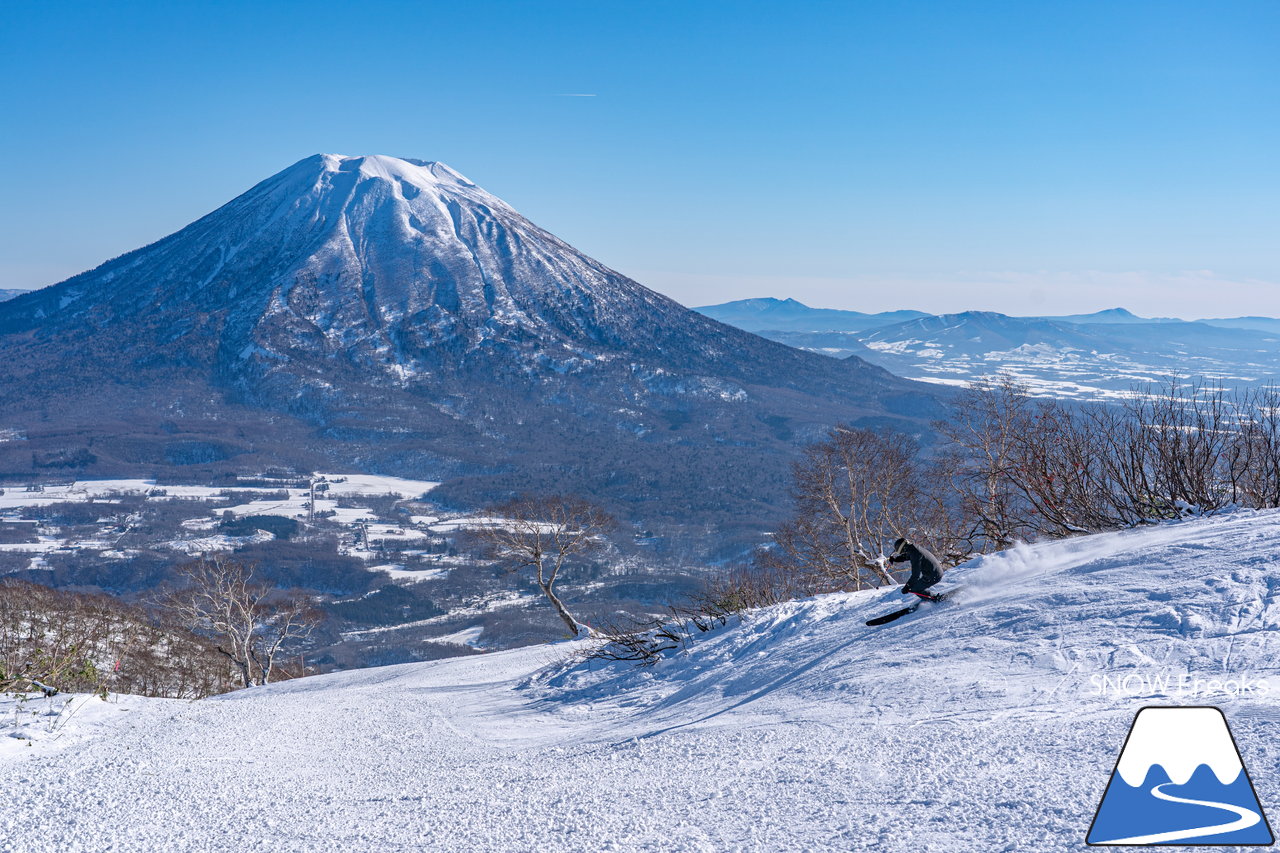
[4, 511, 1280, 851]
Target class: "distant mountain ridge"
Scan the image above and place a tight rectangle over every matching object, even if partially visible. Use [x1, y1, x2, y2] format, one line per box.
[1040, 307, 1179, 325]
[695, 297, 928, 332]
[697, 297, 1280, 335]
[1198, 316, 1280, 334]
[698, 300, 1280, 400]
[0, 289, 28, 303]
[0, 155, 936, 549]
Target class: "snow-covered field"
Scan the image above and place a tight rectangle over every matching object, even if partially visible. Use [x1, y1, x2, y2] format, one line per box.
[4, 511, 1280, 851]
[0, 474, 439, 514]
[0, 474, 450, 570]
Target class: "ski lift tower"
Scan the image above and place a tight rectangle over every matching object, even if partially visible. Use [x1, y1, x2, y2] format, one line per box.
[308, 476, 328, 524]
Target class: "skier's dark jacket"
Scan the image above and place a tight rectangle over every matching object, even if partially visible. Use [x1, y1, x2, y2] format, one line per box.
[889, 538, 943, 593]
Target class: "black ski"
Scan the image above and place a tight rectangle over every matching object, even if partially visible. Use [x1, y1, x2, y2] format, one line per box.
[865, 604, 919, 626]
[865, 587, 960, 626]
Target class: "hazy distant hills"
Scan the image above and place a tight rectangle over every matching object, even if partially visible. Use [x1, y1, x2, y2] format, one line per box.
[1197, 316, 1280, 334]
[0, 156, 937, 550]
[1043, 306, 1280, 334]
[697, 297, 928, 332]
[1038, 307, 1180, 325]
[699, 298, 1280, 399]
[0, 289, 28, 303]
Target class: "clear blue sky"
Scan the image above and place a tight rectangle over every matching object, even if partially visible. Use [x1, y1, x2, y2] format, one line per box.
[2, 0, 1276, 317]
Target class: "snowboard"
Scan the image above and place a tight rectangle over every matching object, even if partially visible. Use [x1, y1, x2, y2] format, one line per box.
[865, 587, 961, 626]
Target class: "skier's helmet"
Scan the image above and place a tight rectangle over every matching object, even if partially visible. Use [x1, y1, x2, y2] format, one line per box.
[893, 537, 906, 552]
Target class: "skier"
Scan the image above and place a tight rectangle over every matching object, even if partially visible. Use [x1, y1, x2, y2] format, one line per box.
[889, 537, 943, 599]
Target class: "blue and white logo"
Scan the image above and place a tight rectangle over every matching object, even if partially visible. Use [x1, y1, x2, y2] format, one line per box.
[1088, 706, 1273, 846]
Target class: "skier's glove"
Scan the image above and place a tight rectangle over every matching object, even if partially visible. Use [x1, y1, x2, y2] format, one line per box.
[900, 585, 910, 594]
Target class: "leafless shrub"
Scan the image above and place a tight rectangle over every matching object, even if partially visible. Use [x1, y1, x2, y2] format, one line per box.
[695, 561, 811, 616]
[587, 591, 744, 668]
[1121, 381, 1242, 513]
[588, 616, 684, 666]
[938, 376, 1280, 541]
[1236, 384, 1280, 508]
[0, 579, 234, 698]
[934, 375, 1037, 548]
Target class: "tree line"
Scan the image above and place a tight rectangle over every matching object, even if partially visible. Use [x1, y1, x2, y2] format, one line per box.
[1, 557, 319, 699]
[1, 579, 233, 699]
[759, 376, 1280, 594]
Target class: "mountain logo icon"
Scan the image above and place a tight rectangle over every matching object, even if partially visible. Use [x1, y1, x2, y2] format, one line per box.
[1087, 706, 1274, 846]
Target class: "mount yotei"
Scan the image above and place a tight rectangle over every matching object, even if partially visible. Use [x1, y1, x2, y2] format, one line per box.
[0, 155, 934, 549]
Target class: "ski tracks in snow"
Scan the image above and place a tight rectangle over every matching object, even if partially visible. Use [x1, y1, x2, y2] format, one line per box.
[5, 511, 1280, 850]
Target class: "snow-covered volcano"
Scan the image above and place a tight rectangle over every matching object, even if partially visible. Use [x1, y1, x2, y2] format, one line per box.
[0, 155, 927, 537]
[0, 155, 749, 372]
[6, 510, 1280, 851]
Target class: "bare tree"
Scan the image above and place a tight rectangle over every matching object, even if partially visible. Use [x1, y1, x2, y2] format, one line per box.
[768, 425, 954, 591]
[163, 557, 319, 688]
[934, 374, 1035, 549]
[471, 496, 613, 637]
[1129, 380, 1241, 514]
[1236, 384, 1280, 508]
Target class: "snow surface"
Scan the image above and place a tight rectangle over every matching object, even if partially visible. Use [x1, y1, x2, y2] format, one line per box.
[0, 474, 444, 563]
[4, 511, 1280, 851]
[0, 474, 439, 513]
[318, 474, 440, 499]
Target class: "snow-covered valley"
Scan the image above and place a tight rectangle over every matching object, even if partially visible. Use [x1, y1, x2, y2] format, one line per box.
[0, 473, 704, 665]
[5, 510, 1279, 851]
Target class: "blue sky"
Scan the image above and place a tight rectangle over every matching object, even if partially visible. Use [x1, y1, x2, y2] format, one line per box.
[1, 0, 1276, 317]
